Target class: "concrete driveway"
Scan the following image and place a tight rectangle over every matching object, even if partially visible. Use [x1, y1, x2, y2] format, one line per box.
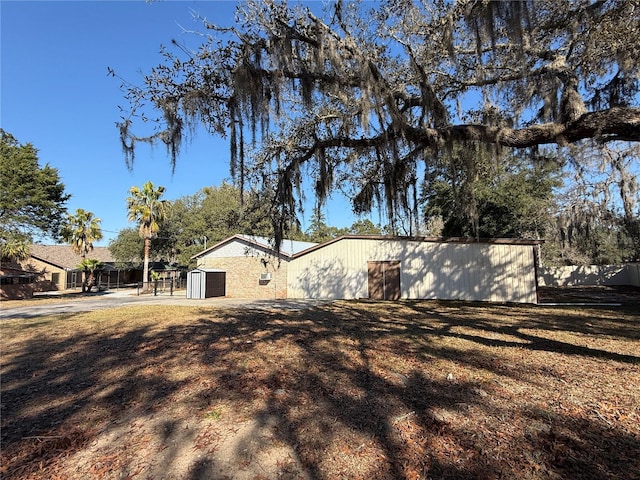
[1, 289, 335, 320]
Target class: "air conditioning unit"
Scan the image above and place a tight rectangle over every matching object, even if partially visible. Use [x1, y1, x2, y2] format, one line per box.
[259, 272, 272, 281]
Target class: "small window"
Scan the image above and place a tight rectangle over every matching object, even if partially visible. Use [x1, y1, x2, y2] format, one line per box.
[51, 272, 60, 285]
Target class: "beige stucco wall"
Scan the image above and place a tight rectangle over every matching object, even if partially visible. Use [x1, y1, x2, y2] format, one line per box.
[287, 238, 538, 303]
[20, 257, 68, 291]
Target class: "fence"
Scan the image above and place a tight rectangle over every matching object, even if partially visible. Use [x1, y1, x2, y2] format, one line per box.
[538, 264, 640, 287]
[133, 277, 186, 295]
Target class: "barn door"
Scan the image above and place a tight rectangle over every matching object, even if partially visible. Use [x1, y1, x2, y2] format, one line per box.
[368, 261, 401, 300]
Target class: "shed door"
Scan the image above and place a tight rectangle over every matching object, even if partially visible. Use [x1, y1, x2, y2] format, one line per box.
[189, 271, 203, 299]
[368, 261, 401, 300]
[205, 272, 226, 297]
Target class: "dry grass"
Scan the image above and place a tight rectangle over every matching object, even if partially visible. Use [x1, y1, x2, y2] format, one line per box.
[1, 300, 639, 479]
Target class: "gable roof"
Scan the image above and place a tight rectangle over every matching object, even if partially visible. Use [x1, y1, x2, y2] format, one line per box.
[192, 234, 318, 259]
[28, 244, 116, 270]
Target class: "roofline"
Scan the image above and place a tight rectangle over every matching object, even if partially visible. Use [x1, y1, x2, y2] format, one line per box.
[191, 234, 295, 260]
[29, 254, 68, 270]
[29, 253, 117, 270]
[292, 235, 544, 258]
[191, 234, 543, 260]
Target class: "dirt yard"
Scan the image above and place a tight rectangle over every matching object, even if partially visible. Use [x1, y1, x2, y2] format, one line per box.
[1, 298, 639, 479]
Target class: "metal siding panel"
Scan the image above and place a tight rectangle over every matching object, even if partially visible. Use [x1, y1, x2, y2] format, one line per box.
[489, 245, 500, 302]
[510, 246, 521, 301]
[501, 245, 510, 302]
[187, 271, 202, 299]
[495, 245, 509, 302]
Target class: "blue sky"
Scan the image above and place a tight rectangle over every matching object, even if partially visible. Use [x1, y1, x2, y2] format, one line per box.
[1, 0, 361, 246]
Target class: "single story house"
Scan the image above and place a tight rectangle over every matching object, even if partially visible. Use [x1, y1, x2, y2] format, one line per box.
[18, 245, 140, 291]
[192, 235, 542, 303]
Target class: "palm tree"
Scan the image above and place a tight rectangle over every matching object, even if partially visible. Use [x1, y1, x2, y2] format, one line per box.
[61, 208, 103, 292]
[0, 233, 30, 262]
[77, 258, 103, 292]
[126, 181, 170, 287]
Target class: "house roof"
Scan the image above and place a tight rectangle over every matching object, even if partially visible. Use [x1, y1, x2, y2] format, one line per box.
[28, 244, 116, 270]
[192, 234, 318, 259]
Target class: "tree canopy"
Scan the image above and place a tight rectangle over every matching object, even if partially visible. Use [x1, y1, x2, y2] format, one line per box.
[113, 183, 280, 268]
[61, 208, 103, 259]
[116, 0, 639, 248]
[421, 147, 563, 238]
[110, 182, 387, 268]
[0, 130, 70, 259]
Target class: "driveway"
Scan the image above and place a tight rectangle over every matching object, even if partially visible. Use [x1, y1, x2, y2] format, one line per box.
[0, 289, 334, 320]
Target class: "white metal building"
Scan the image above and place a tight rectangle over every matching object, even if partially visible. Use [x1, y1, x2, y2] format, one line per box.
[286, 236, 540, 303]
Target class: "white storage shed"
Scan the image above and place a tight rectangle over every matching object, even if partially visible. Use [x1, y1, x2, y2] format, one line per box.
[186, 268, 226, 299]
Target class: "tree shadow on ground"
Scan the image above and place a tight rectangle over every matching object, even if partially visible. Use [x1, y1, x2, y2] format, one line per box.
[1, 300, 639, 479]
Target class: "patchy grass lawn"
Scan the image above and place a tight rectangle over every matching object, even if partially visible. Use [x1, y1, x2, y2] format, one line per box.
[1, 301, 639, 480]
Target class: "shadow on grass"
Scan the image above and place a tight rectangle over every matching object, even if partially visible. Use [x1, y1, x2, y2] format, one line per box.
[1, 300, 639, 479]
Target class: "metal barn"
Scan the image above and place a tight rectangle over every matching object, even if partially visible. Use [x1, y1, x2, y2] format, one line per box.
[287, 236, 541, 304]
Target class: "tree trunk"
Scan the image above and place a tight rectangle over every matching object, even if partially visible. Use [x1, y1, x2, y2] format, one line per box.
[81, 266, 87, 293]
[86, 272, 94, 293]
[143, 237, 151, 287]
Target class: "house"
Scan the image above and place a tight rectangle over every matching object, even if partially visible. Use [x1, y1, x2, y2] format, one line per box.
[191, 235, 317, 299]
[18, 245, 140, 291]
[192, 234, 542, 303]
[1, 260, 36, 300]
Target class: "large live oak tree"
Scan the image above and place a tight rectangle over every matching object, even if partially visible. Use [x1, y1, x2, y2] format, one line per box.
[116, 0, 640, 247]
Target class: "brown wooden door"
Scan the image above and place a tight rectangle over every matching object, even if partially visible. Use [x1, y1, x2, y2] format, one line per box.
[368, 261, 401, 300]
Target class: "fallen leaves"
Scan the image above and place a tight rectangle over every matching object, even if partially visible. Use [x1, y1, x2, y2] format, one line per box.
[1, 300, 639, 479]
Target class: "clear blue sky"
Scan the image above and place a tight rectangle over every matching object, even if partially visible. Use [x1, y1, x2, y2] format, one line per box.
[1, 0, 362, 246]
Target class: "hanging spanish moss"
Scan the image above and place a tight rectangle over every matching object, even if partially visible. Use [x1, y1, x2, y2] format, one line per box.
[114, 0, 640, 253]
